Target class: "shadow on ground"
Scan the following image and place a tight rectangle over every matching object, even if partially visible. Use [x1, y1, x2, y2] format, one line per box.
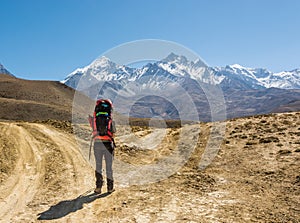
[37, 190, 109, 220]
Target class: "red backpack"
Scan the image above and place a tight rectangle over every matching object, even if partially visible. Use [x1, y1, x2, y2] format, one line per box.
[88, 99, 115, 143]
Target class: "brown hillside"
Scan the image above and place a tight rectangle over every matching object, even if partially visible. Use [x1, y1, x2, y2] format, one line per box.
[272, 100, 300, 113]
[0, 74, 90, 121]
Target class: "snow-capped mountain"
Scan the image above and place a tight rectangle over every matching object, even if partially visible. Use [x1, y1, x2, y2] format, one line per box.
[62, 57, 135, 90]
[63, 54, 300, 121]
[0, 63, 13, 76]
[264, 68, 300, 89]
[157, 53, 225, 85]
[63, 54, 300, 91]
[213, 64, 300, 90]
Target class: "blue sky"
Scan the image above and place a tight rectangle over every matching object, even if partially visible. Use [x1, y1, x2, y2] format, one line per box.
[1, 0, 300, 80]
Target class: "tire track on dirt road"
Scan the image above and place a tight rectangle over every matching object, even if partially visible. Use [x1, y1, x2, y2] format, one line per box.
[0, 122, 45, 222]
[0, 122, 95, 222]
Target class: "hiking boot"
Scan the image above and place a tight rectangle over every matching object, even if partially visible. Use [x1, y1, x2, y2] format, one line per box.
[94, 187, 102, 194]
[95, 171, 103, 188]
[107, 188, 115, 193]
[107, 179, 114, 193]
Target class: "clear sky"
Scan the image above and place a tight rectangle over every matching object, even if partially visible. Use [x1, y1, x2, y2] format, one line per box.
[1, 0, 300, 80]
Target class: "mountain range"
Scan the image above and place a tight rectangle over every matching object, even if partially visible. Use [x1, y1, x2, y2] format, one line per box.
[0, 55, 300, 121]
[62, 54, 300, 121]
[63, 53, 300, 91]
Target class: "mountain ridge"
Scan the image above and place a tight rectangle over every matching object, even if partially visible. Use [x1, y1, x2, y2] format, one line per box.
[62, 54, 300, 90]
[61, 54, 300, 121]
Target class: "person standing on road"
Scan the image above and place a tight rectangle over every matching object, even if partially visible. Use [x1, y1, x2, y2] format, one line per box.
[88, 99, 116, 194]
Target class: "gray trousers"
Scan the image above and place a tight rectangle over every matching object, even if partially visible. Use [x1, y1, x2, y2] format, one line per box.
[94, 141, 114, 188]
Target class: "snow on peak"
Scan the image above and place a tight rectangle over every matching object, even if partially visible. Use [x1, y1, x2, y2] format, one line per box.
[62, 52, 300, 90]
[230, 64, 246, 69]
[193, 58, 206, 68]
[162, 53, 188, 64]
[91, 56, 114, 68]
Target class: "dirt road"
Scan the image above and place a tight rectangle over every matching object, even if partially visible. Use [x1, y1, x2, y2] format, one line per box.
[0, 112, 300, 222]
[0, 122, 94, 222]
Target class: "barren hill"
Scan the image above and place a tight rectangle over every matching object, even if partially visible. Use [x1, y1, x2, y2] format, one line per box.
[0, 112, 299, 222]
[0, 74, 90, 121]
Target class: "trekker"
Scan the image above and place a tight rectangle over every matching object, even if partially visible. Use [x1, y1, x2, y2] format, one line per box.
[88, 99, 116, 194]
